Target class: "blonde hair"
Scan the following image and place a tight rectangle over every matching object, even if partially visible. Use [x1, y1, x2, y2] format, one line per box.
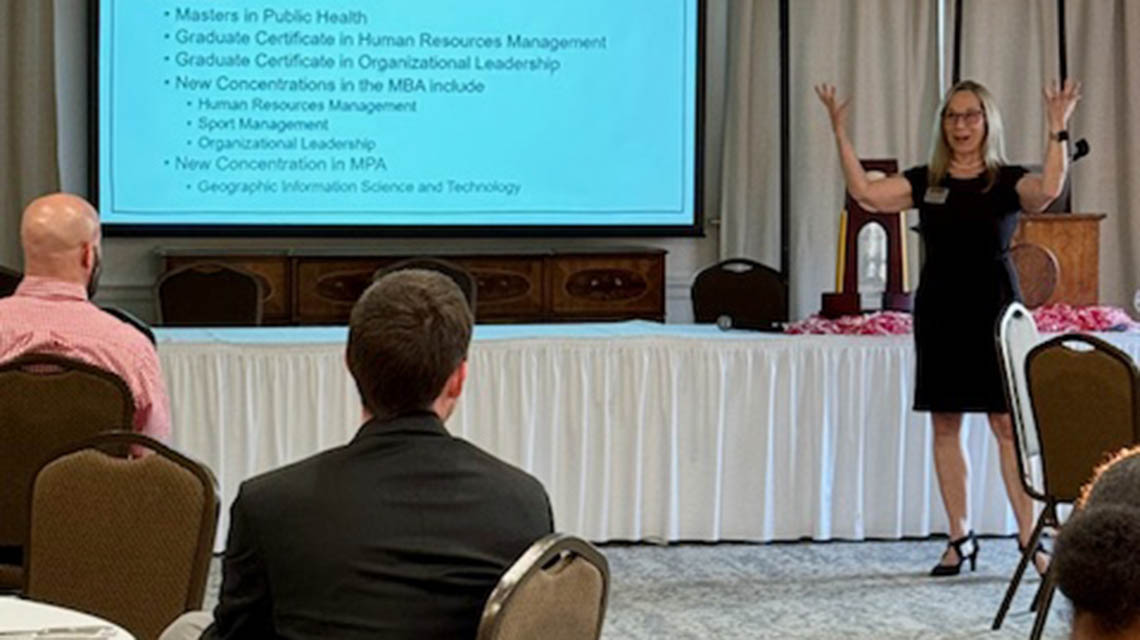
[928, 80, 1008, 191]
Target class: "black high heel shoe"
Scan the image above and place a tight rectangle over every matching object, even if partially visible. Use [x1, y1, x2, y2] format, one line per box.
[930, 531, 979, 577]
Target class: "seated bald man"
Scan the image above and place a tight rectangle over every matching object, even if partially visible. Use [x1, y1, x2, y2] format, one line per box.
[0, 193, 171, 442]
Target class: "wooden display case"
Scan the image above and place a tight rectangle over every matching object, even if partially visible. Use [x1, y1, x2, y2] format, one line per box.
[160, 248, 666, 325]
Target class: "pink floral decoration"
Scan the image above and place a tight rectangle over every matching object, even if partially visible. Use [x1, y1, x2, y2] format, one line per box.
[1031, 304, 1139, 333]
[784, 304, 1138, 335]
[784, 311, 913, 335]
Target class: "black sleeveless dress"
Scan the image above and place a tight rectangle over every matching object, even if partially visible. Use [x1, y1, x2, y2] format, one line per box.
[903, 164, 1028, 413]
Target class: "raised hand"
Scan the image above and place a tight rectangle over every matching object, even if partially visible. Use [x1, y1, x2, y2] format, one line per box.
[1043, 78, 1081, 131]
[814, 84, 850, 133]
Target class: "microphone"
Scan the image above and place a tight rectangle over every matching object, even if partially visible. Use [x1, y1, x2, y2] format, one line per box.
[1071, 138, 1090, 163]
[716, 315, 783, 332]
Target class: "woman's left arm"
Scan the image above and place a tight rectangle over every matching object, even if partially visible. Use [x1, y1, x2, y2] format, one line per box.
[1016, 78, 1082, 212]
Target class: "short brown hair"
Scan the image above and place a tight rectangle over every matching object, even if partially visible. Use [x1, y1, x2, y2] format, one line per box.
[347, 269, 473, 418]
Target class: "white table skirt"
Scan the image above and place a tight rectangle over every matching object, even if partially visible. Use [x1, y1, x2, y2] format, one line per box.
[156, 322, 1140, 551]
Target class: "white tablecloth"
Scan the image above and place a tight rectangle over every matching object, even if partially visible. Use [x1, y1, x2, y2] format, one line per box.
[155, 322, 1140, 551]
[0, 597, 133, 638]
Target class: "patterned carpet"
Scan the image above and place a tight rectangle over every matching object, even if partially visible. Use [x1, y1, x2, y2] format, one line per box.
[204, 537, 1069, 639]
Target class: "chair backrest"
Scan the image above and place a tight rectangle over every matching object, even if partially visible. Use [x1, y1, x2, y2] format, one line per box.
[101, 305, 157, 345]
[25, 432, 219, 640]
[1026, 334, 1140, 503]
[155, 261, 265, 326]
[995, 302, 1045, 497]
[691, 258, 787, 329]
[0, 265, 21, 298]
[0, 355, 134, 549]
[477, 534, 609, 640]
[373, 257, 478, 311]
[1009, 243, 1059, 309]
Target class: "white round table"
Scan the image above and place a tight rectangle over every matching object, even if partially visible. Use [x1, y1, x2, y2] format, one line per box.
[0, 596, 134, 638]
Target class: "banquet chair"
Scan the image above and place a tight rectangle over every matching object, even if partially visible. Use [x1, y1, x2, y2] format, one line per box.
[24, 432, 219, 640]
[995, 302, 1046, 498]
[0, 355, 134, 592]
[0, 265, 21, 297]
[991, 333, 1140, 640]
[1008, 243, 1059, 309]
[690, 258, 786, 331]
[101, 305, 157, 345]
[991, 302, 1046, 627]
[155, 261, 265, 326]
[476, 533, 609, 640]
[373, 257, 478, 311]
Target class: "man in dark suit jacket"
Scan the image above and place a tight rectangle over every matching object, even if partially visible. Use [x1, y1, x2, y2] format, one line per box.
[162, 269, 553, 640]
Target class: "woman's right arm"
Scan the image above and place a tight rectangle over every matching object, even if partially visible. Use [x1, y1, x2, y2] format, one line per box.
[814, 84, 913, 213]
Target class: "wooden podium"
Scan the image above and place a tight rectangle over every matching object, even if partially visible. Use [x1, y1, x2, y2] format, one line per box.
[1011, 213, 1105, 307]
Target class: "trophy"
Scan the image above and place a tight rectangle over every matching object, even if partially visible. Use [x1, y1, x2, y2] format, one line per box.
[820, 159, 913, 318]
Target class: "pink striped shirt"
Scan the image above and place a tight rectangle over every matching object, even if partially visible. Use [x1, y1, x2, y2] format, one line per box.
[0, 276, 171, 443]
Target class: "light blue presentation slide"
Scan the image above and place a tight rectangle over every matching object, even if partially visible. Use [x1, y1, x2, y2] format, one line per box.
[97, 0, 700, 228]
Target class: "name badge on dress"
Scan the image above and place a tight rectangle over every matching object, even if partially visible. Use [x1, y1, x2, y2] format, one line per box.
[923, 186, 949, 204]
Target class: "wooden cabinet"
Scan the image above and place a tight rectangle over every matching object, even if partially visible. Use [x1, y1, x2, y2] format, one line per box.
[460, 257, 545, 322]
[294, 258, 387, 325]
[547, 253, 665, 320]
[159, 249, 666, 325]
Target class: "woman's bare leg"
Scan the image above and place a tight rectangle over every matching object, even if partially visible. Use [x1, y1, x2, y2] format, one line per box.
[988, 412, 1047, 572]
[933, 411, 970, 562]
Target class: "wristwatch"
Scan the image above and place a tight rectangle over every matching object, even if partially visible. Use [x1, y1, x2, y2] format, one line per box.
[1050, 130, 1069, 142]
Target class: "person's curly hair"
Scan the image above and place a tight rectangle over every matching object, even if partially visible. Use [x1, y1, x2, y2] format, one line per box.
[1077, 446, 1140, 508]
[1054, 447, 1140, 635]
[1054, 505, 1140, 635]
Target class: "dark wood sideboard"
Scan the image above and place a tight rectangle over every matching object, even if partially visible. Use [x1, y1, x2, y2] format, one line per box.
[160, 248, 666, 325]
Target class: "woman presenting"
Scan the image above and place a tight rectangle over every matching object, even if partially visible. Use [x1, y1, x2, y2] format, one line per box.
[815, 78, 1080, 576]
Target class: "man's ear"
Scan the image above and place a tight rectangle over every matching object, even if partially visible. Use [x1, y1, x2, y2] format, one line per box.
[345, 350, 373, 420]
[447, 359, 468, 399]
[80, 242, 95, 269]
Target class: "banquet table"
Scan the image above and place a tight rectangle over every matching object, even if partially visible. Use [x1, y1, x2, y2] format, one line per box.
[155, 321, 1140, 551]
[0, 596, 133, 638]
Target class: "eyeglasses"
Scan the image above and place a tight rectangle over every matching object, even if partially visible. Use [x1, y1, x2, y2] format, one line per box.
[943, 109, 984, 125]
